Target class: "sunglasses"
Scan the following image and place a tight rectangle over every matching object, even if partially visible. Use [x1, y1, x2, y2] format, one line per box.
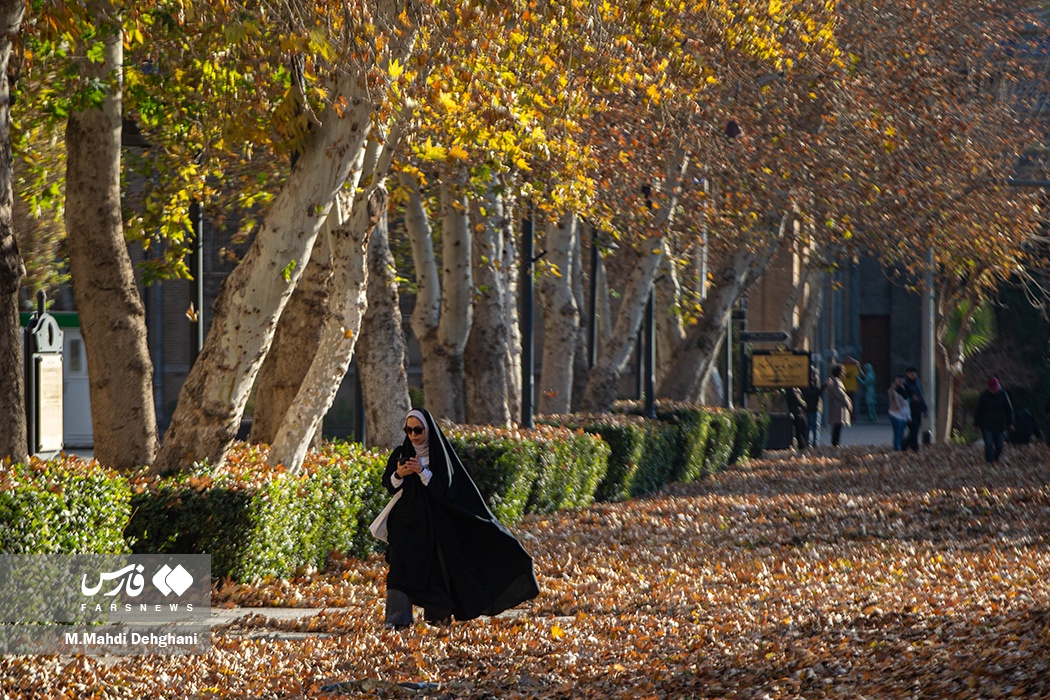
[404, 425, 425, 436]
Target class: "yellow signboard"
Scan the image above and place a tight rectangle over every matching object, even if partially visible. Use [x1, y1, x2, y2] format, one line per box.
[842, 362, 860, 392]
[750, 351, 810, 389]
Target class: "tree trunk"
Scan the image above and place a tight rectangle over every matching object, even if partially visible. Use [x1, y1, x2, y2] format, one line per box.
[401, 172, 444, 412]
[658, 215, 791, 401]
[579, 241, 664, 412]
[253, 126, 398, 446]
[356, 207, 411, 450]
[65, 1, 157, 470]
[464, 190, 512, 425]
[501, 202, 522, 421]
[654, 246, 685, 386]
[269, 185, 387, 471]
[570, 222, 590, 413]
[156, 73, 374, 473]
[249, 202, 338, 444]
[580, 150, 689, 412]
[656, 260, 743, 403]
[413, 175, 471, 422]
[537, 213, 579, 415]
[934, 299, 973, 442]
[0, 0, 25, 464]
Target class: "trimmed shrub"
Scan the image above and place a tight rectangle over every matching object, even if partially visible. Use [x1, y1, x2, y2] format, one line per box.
[731, 409, 769, 462]
[527, 427, 610, 514]
[0, 457, 131, 554]
[448, 429, 541, 527]
[127, 442, 386, 581]
[631, 420, 679, 497]
[651, 403, 714, 482]
[703, 410, 737, 475]
[548, 415, 646, 502]
[549, 413, 677, 500]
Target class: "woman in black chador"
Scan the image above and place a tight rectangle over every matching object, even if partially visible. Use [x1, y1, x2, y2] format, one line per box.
[381, 408, 539, 627]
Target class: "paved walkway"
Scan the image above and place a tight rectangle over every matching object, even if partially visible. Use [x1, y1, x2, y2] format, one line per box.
[817, 417, 895, 447]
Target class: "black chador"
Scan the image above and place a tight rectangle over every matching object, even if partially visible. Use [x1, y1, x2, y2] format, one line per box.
[382, 408, 539, 623]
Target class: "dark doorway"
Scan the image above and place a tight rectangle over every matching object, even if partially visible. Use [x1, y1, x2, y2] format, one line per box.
[860, 315, 891, 412]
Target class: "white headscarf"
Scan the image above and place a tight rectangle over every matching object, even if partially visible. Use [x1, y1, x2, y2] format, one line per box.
[405, 409, 430, 459]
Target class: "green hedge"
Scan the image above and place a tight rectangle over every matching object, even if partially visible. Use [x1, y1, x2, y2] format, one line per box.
[544, 413, 678, 501]
[126, 442, 386, 582]
[527, 428, 610, 514]
[652, 405, 715, 482]
[733, 409, 769, 461]
[2, 403, 769, 582]
[449, 429, 541, 526]
[703, 410, 737, 475]
[0, 457, 130, 554]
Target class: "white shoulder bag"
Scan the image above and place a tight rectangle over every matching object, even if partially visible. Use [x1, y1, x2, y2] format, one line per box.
[369, 491, 402, 543]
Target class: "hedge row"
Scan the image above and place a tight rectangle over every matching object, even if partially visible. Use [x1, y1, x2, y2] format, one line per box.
[125, 442, 387, 582]
[1, 406, 768, 582]
[0, 457, 130, 554]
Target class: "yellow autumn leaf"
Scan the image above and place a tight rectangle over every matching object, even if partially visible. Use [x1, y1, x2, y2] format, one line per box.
[419, 138, 448, 162]
[551, 624, 564, 639]
[448, 145, 470, 161]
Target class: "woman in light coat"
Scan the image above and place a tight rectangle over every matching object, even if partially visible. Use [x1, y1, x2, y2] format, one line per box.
[826, 364, 853, 447]
[887, 375, 910, 451]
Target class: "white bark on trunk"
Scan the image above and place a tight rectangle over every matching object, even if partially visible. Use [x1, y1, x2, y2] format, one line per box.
[501, 202, 523, 421]
[580, 150, 689, 412]
[156, 72, 374, 473]
[537, 213, 580, 415]
[250, 204, 338, 444]
[654, 246, 685, 387]
[464, 191, 512, 424]
[401, 172, 472, 421]
[270, 185, 388, 471]
[65, 2, 158, 470]
[431, 175, 472, 421]
[935, 298, 973, 443]
[401, 172, 443, 409]
[357, 207, 412, 449]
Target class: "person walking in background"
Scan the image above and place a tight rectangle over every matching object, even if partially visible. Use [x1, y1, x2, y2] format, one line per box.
[901, 366, 927, 452]
[974, 377, 1014, 463]
[826, 364, 853, 447]
[801, 366, 827, 447]
[784, 386, 809, 451]
[859, 363, 878, 422]
[887, 374, 910, 451]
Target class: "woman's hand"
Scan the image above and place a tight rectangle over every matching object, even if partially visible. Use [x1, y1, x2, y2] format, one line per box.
[396, 456, 423, 478]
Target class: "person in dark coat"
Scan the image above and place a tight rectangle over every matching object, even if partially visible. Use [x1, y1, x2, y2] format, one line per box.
[974, 377, 1014, 463]
[784, 386, 809, 451]
[381, 408, 539, 627]
[901, 367, 928, 452]
[800, 367, 827, 447]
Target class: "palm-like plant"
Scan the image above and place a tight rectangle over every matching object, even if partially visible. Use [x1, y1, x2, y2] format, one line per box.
[938, 299, 997, 440]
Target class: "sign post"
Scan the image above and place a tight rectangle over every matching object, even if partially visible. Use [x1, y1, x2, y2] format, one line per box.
[24, 291, 64, 459]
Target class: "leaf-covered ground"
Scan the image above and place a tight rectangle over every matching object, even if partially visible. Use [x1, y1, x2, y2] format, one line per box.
[3, 444, 1050, 698]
